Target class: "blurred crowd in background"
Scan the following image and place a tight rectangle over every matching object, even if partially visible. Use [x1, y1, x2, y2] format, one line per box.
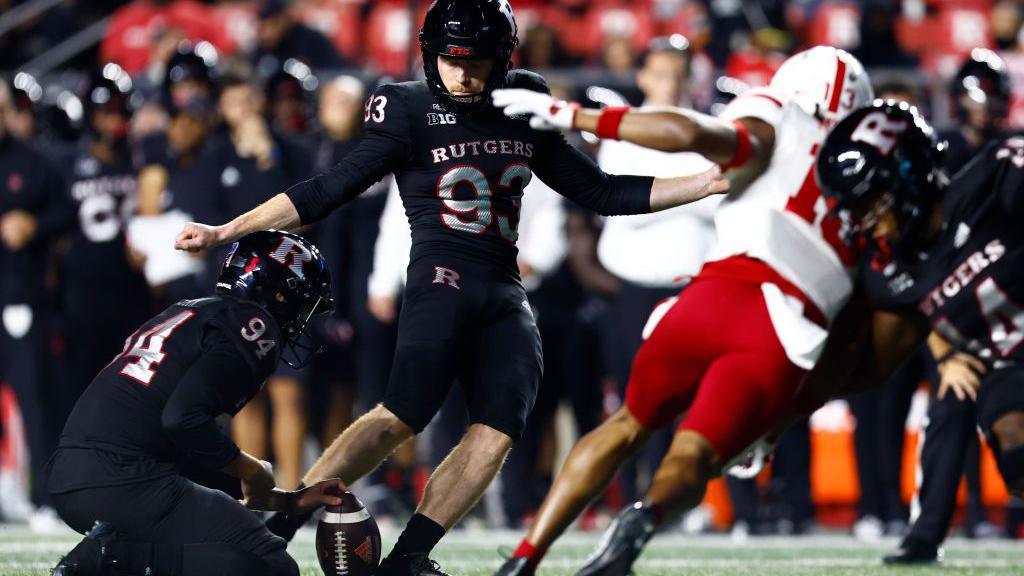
[2, 0, 1024, 540]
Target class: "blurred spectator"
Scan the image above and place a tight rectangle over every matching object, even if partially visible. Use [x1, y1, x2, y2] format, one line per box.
[101, 0, 234, 75]
[265, 59, 319, 138]
[252, 0, 348, 75]
[310, 75, 394, 447]
[0, 79, 73, 531]
[519, 24, 577, 70]
[854, 2, 918, 69]
[57, 63, 151, 412]
[0, 1, 80, 71]
[724, 29, 787, 89]
[595, 36, 719, 504]
[204, 69, 312, 489]
[132, 43, 221, 308]
[600, 36, 637, 76]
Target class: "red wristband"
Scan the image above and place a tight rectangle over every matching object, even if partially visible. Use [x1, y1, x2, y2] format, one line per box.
[721, 119, 752, 171]
[595, 106, 631, 140]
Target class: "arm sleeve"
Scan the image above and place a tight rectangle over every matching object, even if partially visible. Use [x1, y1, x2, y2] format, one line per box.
[33, 158, 74, 236]
[285, 84, 411, 225]
[995, 138, 1024, 217]
[530, 135, 654, 216]
[161, 335, 260, 470]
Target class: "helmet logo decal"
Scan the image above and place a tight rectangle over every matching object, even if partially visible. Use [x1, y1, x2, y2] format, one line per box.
[447, 45, 474, 57]
[270, 237, 313, 280]
[851, 111, 908, 156]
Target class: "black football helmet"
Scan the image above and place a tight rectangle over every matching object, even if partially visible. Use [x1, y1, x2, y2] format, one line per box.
[816, 100, 947, 258]
[10, 72, 42, 116]
[264, 59, 318, 134]
[951, 48, 1011, 124]
[419, 0, 518, 114]
[165, 40, 220, 114]
[217, 230, 335, 368]
[84, 63, 140, 144]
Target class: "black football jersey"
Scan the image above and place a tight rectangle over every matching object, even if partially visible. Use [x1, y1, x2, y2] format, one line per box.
[59, 296, 280, 462]
[862, 137, 1024, 368]
[286, 70, 654, 281]
[60, 146, 146, 298]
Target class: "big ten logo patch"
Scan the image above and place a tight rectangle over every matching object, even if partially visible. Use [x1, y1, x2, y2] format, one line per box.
[432, 266, 461, 290]
[427, 112, 458, 126]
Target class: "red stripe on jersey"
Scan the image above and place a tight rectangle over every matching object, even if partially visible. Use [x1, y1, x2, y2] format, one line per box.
[828, 58, 847, 113]
[750, 93, 783, 108]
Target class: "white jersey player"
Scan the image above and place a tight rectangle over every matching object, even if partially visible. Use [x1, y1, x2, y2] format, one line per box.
[489, 46, 873, 576]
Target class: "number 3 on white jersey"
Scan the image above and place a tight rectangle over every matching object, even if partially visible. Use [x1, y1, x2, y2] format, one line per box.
[120, 311, 195, 385]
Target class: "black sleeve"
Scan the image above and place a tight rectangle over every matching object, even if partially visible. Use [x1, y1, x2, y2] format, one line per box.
[161, 334, 260, 470]
[285, 84, 410, 224]
[507, 68, 654, 216]
[530, 136, 654, 216]
[993, 138, 1024, 217]
[33, 157, 74, 237]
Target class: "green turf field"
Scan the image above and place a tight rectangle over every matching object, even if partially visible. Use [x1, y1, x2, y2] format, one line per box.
[2, 526, 1021, 575]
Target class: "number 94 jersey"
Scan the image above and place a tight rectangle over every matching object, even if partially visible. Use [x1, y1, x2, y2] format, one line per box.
[59, 296, 280, 460]
[863, 137, 1024, 368]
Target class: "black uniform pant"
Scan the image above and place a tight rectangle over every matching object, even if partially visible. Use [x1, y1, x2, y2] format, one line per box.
[905, 391, 980, 546]
[608, 281, 679, 503]
[849, 349, 923, 523]
[0, 302, 54, 507]
[50, 455, 296, 576]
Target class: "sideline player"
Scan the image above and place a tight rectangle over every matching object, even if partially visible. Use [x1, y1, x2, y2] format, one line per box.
[174, 1, 726, 574]
[812, 101, 1024, 505]
[48, 230, 342, 576]
[490, 45, 873, 575]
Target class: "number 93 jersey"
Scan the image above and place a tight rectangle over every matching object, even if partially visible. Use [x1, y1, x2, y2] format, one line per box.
[58, 296, 280, 461]
[286, 70, 653, 282]
[862, 137, 1024, 368]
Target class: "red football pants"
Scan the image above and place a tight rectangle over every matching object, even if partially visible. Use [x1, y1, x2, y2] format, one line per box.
[624, 256, 820, 463]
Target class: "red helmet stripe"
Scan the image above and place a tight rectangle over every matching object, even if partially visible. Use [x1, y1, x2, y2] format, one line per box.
[828, 57, 847, 114]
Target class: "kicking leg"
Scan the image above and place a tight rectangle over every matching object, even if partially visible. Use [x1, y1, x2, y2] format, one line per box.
[303, 404, 415, 486]
[378, 424, 516, 576]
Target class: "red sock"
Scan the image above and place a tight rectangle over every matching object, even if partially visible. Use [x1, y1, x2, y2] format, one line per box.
[512, 539, 547, 569]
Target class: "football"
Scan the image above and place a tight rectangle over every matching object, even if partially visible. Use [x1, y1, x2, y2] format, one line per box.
[315, 490, 381, 576]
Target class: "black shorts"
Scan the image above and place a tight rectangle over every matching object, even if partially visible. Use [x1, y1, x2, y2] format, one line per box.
[384, 258, 543, 441]
[977, 364, 1024, 443]
[48, 447, 291, 569]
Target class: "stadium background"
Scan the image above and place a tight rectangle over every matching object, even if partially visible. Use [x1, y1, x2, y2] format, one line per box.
[1, 0, 1023, 545]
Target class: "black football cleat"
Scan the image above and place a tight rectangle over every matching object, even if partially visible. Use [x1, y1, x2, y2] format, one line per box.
[882, 541, 943, 565]
[377, 553, 451, 576]
[493, 556, 534, 576]
[51, 522, 118, 576]
[575, 503, 656, 576]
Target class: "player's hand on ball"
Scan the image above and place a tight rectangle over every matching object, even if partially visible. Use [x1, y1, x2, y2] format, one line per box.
[492, 88, 579, 131]
[175, 222, 220, 252]
[290, 478, 347, 515]
[937, 353, 986, 402]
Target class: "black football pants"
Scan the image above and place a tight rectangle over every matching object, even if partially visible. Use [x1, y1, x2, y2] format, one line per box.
[51, 473, 297, 576]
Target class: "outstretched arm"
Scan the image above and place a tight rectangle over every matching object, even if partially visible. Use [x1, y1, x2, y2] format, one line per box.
[492, 88, 775, 168]
[176, 84, 411, 252]
[175, 193, 301, 252]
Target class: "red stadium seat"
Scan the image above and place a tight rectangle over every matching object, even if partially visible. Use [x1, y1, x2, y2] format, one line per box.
[101, 0, 235, 74]
[806, 2, 861, 51]
[571, 4, 656, 60]
[211, 2, 257, 56]
[933, 7, 993, 56]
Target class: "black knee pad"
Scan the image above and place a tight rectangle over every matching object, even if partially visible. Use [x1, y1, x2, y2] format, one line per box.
[181, 543, 298, 576]
[997, 446, 1024, 494]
